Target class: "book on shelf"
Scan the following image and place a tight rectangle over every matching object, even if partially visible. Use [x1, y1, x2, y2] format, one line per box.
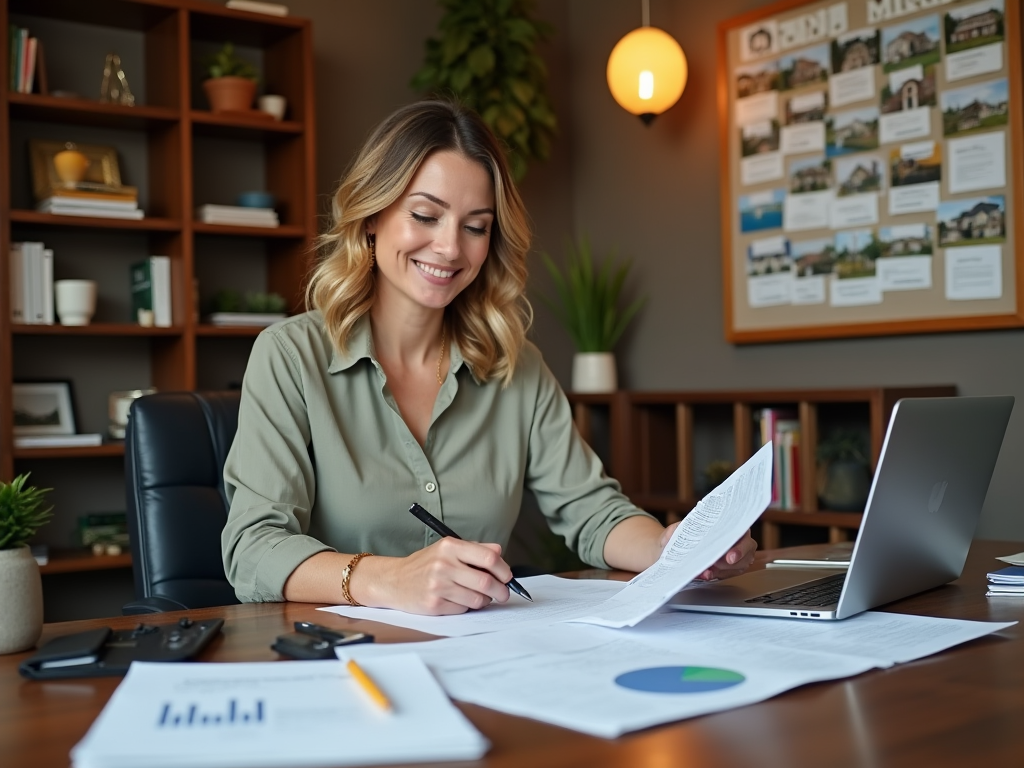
[207, 312, 287, 327]
[14, 433, 104, 448]
[9, 241, 54, 325]
[196, 204, 279, 227]
[130, 256, 172, 327]
[38, 201, 144, 219]
[8, 26, 42, 94]
[226, 0, 289, 16]
[38, 194, 139, 211]
[754, 408, 801, 511]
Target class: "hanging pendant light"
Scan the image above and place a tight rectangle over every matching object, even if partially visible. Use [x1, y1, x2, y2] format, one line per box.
[606, 0, 688, 125]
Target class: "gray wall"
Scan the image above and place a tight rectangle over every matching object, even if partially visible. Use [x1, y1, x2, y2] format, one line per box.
[290, 0, 1023, 542]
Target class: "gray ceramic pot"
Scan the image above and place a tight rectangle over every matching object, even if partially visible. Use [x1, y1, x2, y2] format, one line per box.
[0, 546, 44, 654]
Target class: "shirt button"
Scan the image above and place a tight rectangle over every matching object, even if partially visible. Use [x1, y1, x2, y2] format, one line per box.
[425, 482, 437, 493]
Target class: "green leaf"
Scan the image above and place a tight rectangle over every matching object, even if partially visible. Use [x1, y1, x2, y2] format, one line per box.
[0, 473, 53, 551]
[467, 44, 496, 77]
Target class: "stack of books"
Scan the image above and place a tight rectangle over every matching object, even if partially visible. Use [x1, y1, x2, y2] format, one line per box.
[208, 312, 286, 327]
[131, 256, 172, 327]
[8, 25, 45, 94]
[37, 187, 143, 220]
[755, 408, 801, 511]
[986, 566, 1024, 598]
[196, 204, 279, 227]
[9, 241, 54, 324]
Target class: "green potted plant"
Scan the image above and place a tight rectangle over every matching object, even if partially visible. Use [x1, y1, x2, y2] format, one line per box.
[202, 42, 259, 114]
[0, 474, 52, 654]
[817, 429, 871, 511]
[411, 0, 557, 181]
[540, 236, 645, 393]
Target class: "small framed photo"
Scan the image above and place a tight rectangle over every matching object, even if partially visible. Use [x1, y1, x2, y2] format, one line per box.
[28, 139, 125, 202]
[12, 381, 77, 436]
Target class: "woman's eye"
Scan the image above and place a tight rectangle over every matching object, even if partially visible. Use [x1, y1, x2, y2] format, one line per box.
[466, 225, 489, 236]
[411, 212, 436, 224]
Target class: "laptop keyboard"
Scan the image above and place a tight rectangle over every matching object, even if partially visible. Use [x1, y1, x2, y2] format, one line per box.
[745, 573, 847, 607]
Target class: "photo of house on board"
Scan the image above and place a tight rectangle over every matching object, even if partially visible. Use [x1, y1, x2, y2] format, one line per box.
[880, 14, 940, 74]
[937, 196, 1006, 247]
[826, 107, 879, 157]
[941, 78, 1009, 137]
[778, 44, 829, 90]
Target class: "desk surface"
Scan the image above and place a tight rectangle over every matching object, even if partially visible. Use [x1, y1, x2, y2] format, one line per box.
[2, 540, 1022, 768]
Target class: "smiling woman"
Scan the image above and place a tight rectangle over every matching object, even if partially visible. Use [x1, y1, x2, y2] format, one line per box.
[220, 99, 757, 617]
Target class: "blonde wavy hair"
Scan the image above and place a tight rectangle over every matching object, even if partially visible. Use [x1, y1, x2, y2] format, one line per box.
[307, 99, 533, 386]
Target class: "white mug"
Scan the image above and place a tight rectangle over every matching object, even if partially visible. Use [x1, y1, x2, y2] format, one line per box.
[54, 279, 97, 326]
[257, 94, 287, 121]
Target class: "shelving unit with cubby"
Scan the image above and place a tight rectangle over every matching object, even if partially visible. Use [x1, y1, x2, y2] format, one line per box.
[0, 0, 316, 591]
[568, 386, 956, 549]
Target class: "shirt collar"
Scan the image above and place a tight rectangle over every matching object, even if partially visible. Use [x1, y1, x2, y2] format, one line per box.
[326, 313, 478, 384]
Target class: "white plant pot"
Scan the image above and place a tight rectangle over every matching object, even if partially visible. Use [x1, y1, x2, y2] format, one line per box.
[572, 352, 617, 393]
[0, 546, 44, 654]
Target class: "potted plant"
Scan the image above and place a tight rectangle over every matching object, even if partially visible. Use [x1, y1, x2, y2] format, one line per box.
[411, 0, 557, 181]
[202, 42, 259, 114]
[817, 429, 871, 511]
[540, 237, 645, 393]
[0, 474, 52, 654]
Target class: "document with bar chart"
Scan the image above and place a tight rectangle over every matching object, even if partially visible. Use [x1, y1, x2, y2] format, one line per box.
[70, 657, 488, 768]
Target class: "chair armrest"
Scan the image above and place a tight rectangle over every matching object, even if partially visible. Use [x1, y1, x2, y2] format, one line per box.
[122, 596, 191, 615]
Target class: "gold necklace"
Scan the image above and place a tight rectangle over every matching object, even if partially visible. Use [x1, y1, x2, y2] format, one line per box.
[436, 324, 446, 385]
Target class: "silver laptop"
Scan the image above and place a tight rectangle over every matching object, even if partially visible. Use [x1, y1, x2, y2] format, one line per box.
[670, 396, 1013, 621]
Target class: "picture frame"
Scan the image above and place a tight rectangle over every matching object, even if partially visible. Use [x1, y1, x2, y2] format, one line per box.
[28, 139, 125, 202]
[719, 0, 1023, 343]
[12, 381, 78, 436]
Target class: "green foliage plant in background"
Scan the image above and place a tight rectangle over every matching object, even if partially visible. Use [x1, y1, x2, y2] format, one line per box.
[204, 42, 258, 81]
[0, 474, 52, 551]
[411, 0, 558, 181]
[540, 237, 646, 353]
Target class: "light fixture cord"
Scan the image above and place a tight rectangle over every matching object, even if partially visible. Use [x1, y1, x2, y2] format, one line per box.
[642, 0, 649, 27]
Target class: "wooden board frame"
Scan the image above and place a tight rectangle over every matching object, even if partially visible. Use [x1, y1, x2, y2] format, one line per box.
[719, 0, 1024, 343]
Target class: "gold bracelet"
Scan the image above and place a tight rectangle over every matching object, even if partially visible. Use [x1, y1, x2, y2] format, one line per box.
[341, 552, 374, 607]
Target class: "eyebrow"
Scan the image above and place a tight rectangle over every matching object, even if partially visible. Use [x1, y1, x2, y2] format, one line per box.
[409, 191, 494, 216]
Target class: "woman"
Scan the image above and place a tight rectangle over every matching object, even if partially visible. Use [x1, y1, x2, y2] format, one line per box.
[222, 99, 756, 614]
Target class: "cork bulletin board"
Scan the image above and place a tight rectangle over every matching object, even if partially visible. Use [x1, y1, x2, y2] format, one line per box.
[718, 0, 1024, 343]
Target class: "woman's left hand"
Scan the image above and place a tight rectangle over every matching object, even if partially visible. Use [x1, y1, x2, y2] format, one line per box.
[657, 524, 758, 581]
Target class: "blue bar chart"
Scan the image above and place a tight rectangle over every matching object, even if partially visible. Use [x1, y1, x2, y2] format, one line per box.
[157, 699, 265, 727]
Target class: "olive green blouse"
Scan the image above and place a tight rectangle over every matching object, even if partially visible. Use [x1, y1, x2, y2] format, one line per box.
[221, 312, 652, 602]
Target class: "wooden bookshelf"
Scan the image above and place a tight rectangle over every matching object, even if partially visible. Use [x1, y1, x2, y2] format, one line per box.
[568, 387, 955, 548]
[39, 549, 132, 576]
[1, 0, 317, 575]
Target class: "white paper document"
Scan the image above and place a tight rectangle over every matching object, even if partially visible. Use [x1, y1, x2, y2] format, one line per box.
[320, 575, 626, 637]
[569, 443, 773, 629]
[946, 43, 1002, 83]
[70, 656, 488, 768]
[346, 612, 1014, 738]
[748, 274, 793, 308]
[948, 132, 1006, 194]
[945, 245, 1002, 301]
[741, 152, 784, 186]
[830, 68, 874, 108]
[997, 552, 1024, 566]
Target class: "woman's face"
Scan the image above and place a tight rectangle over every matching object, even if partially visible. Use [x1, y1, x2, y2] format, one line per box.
[368, 150, 495, 315]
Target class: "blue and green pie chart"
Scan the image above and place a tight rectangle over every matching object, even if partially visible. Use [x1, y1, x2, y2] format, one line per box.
[614, 666, 745, 693]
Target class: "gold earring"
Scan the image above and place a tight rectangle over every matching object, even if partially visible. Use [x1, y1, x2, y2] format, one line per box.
[367, 234, 376, 270]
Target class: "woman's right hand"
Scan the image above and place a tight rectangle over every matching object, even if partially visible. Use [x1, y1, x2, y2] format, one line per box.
[351, 538, 513, 615]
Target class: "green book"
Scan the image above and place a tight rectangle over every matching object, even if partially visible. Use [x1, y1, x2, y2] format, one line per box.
[9, 26, 20, 92]
[130, 258, 155, 322]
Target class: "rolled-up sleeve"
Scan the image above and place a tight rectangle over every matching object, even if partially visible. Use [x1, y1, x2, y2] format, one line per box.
[525, 358, 655, 568]
[222, 330, 333, 602]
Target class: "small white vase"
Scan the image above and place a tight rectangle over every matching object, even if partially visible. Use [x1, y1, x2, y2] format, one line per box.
[0, 547, 44, 654]
[571, 352, 617, 393]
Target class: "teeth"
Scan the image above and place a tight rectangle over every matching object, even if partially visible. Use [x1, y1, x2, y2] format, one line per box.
[415, 261, 455, 279]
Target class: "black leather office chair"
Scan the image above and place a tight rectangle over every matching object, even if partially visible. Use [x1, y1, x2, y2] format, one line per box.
[123, 391, 242, 614]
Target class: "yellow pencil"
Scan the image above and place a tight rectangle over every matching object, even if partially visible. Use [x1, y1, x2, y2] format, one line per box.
[346, 658, 393, 712]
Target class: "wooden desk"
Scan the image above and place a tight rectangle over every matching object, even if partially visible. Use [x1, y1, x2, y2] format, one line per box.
[2, 541, 1022, 768]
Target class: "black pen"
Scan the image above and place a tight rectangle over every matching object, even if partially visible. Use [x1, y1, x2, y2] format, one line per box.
[408, 503, 533, 602]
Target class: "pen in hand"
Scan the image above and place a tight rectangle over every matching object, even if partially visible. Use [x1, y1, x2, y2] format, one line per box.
[408, 503, 533, 602]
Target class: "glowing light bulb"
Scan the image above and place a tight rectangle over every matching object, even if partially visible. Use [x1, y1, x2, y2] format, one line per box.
[638, 71, 654, 100]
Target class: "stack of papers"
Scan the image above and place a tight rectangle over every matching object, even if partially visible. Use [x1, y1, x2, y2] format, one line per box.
[987, 566, 1024, 597]
[14, 433, 103, 449]
[196, 205, 279, 228]
[71, 656, 488, 768]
